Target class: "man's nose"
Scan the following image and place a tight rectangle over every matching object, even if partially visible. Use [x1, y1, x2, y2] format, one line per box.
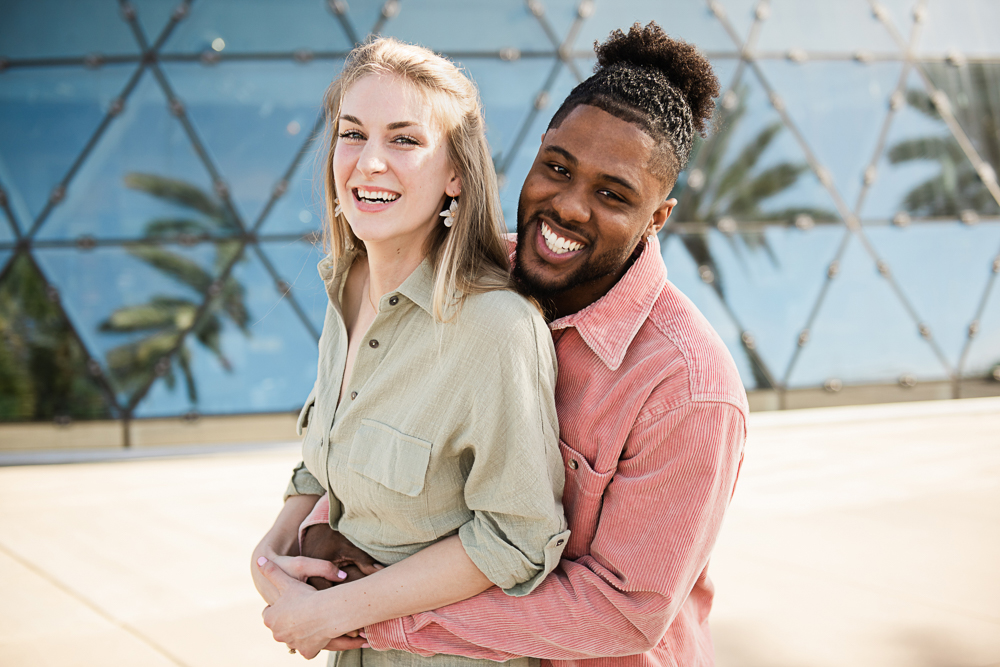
[551, 183, 590, 226]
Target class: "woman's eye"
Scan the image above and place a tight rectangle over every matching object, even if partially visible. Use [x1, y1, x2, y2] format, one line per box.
[392, 135, 420, 146]
[339, 130, 364, 141]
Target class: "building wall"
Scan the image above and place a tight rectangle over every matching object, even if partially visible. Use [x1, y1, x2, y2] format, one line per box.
[2, 0, 999, 429]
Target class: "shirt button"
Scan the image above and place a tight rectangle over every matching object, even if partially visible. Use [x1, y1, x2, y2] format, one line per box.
[555, 538, 565, 546]
[350, 391, 358, 400]
[369, 339, 379, 348]
[388, 296, 399, 306]
[568, 459, 578, 470]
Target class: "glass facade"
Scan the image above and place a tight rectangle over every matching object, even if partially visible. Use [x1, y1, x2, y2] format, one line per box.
[2, 0, 999, 430]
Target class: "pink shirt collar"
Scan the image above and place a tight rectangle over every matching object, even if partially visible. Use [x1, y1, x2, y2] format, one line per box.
[547, 234, 667, 371]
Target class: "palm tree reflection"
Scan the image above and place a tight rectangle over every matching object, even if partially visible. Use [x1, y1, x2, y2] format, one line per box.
[99, 173, 250, 404]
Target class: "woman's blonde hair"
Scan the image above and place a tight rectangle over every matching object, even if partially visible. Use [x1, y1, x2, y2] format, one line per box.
[322, 37, 511, 321]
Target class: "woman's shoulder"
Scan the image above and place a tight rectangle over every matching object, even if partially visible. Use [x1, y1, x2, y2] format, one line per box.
[456, 289, 548, 343]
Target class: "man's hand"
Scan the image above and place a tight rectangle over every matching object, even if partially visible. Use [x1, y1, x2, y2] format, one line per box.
[300, 523, 383, 590]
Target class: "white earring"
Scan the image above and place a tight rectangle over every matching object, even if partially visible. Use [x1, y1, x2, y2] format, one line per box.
[334, 198, 343, 217]
[440, 198, 458, 228]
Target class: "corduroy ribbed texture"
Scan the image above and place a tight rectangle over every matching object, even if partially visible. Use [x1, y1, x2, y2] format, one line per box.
[363, 234, 748, 667]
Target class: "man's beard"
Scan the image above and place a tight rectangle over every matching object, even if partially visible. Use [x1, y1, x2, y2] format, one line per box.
[512, 205, 643, 303]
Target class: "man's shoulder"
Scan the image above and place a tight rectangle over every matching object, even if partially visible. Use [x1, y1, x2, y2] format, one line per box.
[631, 279, 748, 412]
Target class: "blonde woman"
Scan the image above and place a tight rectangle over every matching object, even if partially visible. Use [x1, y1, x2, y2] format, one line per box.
[250, 37, 568, 666]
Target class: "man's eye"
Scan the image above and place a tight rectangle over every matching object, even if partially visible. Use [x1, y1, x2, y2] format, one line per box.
[549, 164, 569, 176]
[600, 189, 625, 203]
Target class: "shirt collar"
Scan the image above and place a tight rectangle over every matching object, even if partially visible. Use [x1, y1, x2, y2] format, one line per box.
[549, 234, 668, 371]
[318, 249, 435, 316]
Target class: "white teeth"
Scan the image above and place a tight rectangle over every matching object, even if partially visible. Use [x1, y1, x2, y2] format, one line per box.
[355, 188, 400, 203]
[541, 222, 584, 254]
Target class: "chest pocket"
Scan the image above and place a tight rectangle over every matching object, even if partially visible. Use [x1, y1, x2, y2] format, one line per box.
[348, 419, 432, 497]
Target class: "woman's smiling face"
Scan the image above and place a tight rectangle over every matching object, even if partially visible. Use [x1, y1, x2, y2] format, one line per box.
[333, 73, 460, 251]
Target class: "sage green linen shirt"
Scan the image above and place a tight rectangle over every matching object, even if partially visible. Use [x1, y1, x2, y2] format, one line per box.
[287, 251, 569, 595]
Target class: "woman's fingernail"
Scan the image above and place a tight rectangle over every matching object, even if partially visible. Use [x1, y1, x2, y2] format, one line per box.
[359, 632, 367, 639]
[337, 570, 348, 579]
[374, 564, 385, 570]
[257, 556, 268, 567]
[361, 643, 371, 649]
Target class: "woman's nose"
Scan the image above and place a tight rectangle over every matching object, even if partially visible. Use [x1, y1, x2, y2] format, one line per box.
[357, 142, 388, 177]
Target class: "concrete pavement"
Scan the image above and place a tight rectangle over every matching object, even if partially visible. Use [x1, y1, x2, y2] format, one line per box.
[1, 397, 998, 666]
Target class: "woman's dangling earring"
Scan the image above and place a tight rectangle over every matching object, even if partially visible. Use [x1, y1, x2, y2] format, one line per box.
[334, 198, 343, 217]
[440, 198, 458, 228]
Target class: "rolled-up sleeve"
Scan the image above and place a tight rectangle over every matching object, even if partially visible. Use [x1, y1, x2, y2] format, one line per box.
[457, 308, 569, 596]
[367, 398, 746, 658]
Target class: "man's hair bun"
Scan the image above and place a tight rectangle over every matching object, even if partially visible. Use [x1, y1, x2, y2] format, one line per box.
[594, 22, 719, 136]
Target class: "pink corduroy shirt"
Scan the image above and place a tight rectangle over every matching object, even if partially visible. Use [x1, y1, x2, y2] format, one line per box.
[306, 233, 748, 666]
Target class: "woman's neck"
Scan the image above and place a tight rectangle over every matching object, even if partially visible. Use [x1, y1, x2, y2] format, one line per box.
[364, 238, 429, 305]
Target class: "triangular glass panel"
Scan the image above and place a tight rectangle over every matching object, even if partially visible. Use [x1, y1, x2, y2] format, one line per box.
[383, 0, 553, 51]
[37, 71, 238, 242]
[875, 0, 918, 40]
[133, 249, 319, 417]
[960, 249, 1000, 379]
[523, 0, 587, 50]
[0, 64, 137, 226]
[128, 0, 178, 48]
[162, 60, 338, 225]
[861, 68, 998, 221]
[497, 60, 578, 229]
[257, 153, 327, 236]
[671, 67, 842, 228]
[918, 0, 1000, 58]
[159, 0, 353, 55]
[756, 59, 903, 209]
[337, 0, 403, 42]
[0, 253, 115, 421]
[863, 222, 1000, 369]
[712, 0, 764, 50]
[0, 249, 11, 272]
[755, 0, 900, 54]
[33, 240, 238, 407]
[577, 1, 738, 53]
[257, 239, 330, 337]
[461, 59, 561, 170]
[660, 234, 760, 389]
[786, 233, 950, 388]
[676, 224, 846, 386]
[0, 0, 140, 59]
[1, 197, 17, 243]
[921, 61, 1000, 197]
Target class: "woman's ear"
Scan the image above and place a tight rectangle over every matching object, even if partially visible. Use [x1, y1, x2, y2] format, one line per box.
[446, 174, 462, 198]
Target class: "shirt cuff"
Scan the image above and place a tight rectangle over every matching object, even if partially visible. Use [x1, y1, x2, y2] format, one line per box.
[459, 520, 571, 597]
[365, 618, 428, 654]
[283, 461, 326, 501]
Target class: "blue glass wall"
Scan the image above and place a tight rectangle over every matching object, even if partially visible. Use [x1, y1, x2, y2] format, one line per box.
[1, 0, 999, 426]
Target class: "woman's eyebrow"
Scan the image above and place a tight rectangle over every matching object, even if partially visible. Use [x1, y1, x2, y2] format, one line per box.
[339, 114, 363, 126]
[386, 121, 419, 130]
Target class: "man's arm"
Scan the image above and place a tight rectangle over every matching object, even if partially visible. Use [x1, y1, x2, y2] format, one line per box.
[365, 398, 746, 660]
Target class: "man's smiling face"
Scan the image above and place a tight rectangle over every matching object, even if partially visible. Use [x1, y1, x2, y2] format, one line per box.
[513, 104, 675, 319]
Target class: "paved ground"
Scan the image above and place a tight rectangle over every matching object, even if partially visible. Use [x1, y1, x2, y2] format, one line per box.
[1, 397, 998, 667]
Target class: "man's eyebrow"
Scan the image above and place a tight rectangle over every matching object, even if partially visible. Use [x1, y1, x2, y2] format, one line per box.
[544, 144, 578, 166]
[601, 173, 638, 195]
[546, 144, 638, 194]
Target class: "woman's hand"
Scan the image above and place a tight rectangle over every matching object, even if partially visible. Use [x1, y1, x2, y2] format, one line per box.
[259, 556, 345, 659]
[251, 494, 321, 605]
[300, 523, 384, 589]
